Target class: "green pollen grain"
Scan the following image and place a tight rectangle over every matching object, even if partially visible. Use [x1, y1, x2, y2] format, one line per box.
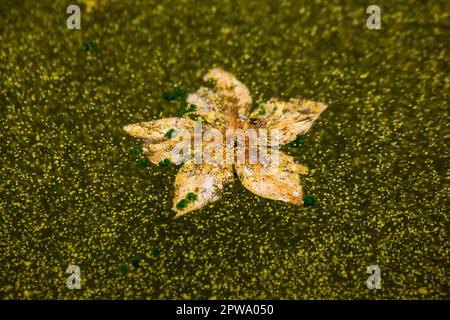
[82, 40, 98, 52]
[118, 264, 130, 274]
[174, 87, 188, 99]
[152, 247, 161, 256]
[159, 158, 171, 168]
[258, 105, 266, 115]
[132, 145, 143, 155]
[138, 158, 150, 168]
[163, 91, 176, 101]
[303, 195, 317, 207]
[187, 104, 197, 112]
[131, 257, 141, 269]
[290, 135, 305, 147]
[187, 114, 201, 121]
[186, 192, 198, 202]
[165, 128, 176, 139]
[176, 199, 189, 210]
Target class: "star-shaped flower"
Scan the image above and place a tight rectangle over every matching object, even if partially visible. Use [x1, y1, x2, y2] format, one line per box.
[124, 68, 327, 218]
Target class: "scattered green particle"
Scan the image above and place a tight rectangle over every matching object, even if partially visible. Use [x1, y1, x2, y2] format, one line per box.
[82, 40, 98, 52]
[159, 158, 171, 168]
[173, 88, 189, 115]
[258, 105, 266, 115]
[303, 195, 316, 207]
[165, 128, 176, 139]
[180, 100, 188, 114]
[138, 158, 150, 167]
[162, 91, 176, 101]
[186, 192, 198, 202]
[290, 135, 305, 147]
[118, 264, 130, 274]
[177, 101, 188, 116]
[132, 145, 143, 155]
[187, 114, 201, 121]
[176, 199, 189, 210]
[152, 246, 161, 256]
[187, 104, 197, 112]
[174, 87, 188, 99]
[131, 257, 140, 269]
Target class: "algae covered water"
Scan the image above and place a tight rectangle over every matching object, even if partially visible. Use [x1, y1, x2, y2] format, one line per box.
[0, 0, 448, 299]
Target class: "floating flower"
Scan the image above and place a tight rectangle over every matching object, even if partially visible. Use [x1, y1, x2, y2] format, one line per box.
[124, 68, 327, 218]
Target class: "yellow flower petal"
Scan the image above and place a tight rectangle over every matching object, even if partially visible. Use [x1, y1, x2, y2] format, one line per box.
[173, 161, 234, 218]
[246, 98, 327, 145]
[123, 117, 195, 165]
[235, 152, 303, 205]
[186, 87, 228, 130]
[186, 68, 253, 130]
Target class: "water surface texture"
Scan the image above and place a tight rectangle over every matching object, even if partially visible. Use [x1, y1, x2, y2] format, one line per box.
[0, 0, 448, 299]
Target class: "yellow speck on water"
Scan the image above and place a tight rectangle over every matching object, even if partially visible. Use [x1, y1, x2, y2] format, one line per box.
[418, 288, 428, 295]
[299, 165, 309, 175]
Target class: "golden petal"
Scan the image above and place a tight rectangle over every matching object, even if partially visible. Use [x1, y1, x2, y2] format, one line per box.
[172, 161, 234, 217]
[186, 68, 253, 130]
[235, 152, 304, 205]
[186, 87, 228, 130]
[203, 68, 252, 117]
[245, 98, 327, 145]
[123, 117, 195, 165]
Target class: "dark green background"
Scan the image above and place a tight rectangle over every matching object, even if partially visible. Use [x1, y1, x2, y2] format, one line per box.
[0, 0, 448, 299]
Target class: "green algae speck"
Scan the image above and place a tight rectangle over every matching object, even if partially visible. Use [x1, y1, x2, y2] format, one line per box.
[119, 264, 130, 274]
[138, 158, 150, 168]
[186, 192, 198, 202]
[258, 105, 266, 115]
[82, 40, 98, 52]
[159, 158, 171, 168]
[152, 246, 161, 256]
[176, 199, 189, 210]
[164, 128, 176, 139]
[289, 135, 305, 147]
[131, 257, 141, 269]
[303, 195, 316, 207]
[163, 91, 176, 101]
[132, 145, 143, 155]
